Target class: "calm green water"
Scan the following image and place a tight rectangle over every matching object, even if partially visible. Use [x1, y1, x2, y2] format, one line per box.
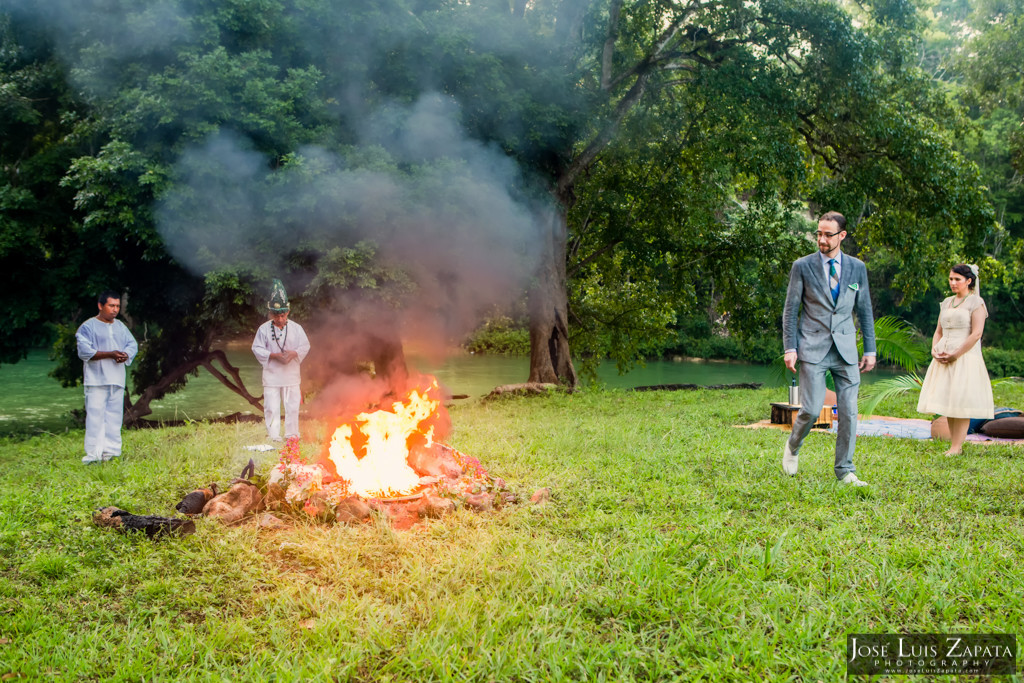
[1, 349, 889, 435]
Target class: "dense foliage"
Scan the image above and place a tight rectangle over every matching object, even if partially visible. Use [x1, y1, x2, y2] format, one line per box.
[463, 315, 532, 356]
[0, 0, 1020, 407]
[980, 347, 1024, 378]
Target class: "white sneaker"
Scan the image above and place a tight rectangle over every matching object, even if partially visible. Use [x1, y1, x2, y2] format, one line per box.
[782, 442, 798, 476]
[840, 473, 868, 487]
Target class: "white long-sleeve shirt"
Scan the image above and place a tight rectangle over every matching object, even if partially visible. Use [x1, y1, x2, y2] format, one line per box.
[76, 317, 139, 387]
[252, 320, 310, 387]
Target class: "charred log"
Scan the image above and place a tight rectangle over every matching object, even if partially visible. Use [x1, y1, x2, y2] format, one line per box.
[175, 484, 219, 515]
[93, 507, 195, 538]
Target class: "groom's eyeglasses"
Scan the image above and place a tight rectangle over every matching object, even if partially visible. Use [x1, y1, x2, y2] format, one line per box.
[814, 230, 843, 239]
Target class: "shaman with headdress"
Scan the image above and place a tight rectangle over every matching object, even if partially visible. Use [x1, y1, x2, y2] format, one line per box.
[251, 279, 311, 441]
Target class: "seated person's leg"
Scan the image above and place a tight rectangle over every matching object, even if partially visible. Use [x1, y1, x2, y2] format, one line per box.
[930, 416, 950, 441]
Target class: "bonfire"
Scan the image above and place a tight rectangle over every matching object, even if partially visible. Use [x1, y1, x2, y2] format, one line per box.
[264, 374, 515, 528]
[96, 373, 549, 536]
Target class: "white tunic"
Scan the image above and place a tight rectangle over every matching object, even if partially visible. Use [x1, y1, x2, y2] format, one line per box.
[252, 320, 310, 387]
[76, 317, 139, 387]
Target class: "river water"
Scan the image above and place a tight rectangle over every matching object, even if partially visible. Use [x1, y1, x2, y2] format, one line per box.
[0, 349, 887, 434]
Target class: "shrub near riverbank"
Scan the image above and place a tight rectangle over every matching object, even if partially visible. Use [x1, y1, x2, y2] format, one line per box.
[465, 315, 782, 365]
[463, 315, 530, 355]
[1, 386, 1023, 680]
[983, 347, 1024, 379]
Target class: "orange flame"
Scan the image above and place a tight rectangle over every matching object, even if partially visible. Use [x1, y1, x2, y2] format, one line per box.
[327, 376, 448, 497]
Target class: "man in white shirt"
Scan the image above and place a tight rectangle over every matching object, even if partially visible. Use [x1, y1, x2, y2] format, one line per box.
[76, 290, 139, 464]
[252, 279, 311, 441]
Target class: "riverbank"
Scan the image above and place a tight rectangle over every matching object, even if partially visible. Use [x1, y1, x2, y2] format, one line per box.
[0, 351, 795, 436]
[2, 386, 1023, 680]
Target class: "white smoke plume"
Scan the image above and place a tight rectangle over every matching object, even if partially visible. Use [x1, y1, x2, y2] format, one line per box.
[9, 0, 560, 410]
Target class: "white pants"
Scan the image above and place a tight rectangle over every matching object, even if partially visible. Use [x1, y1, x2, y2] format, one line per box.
[84, 385, 125, 463]
[264, 385, 301, 439]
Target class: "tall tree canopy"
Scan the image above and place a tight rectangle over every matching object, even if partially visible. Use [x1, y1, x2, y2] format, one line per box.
[0, 0, 999, 404]
[951, 0, 1024, 343]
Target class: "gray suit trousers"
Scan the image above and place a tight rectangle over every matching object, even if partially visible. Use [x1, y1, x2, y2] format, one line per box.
[786, 343, 860, 479]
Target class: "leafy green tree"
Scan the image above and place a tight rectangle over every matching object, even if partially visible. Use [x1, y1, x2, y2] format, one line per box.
[0, 15, 94, 364]
[0, 2, 334, 420]
[506, 0, 994, 384]
[957, 0, 1024, 178]
[950, 0, 1024, 345]
[1, 0, 1001, 405]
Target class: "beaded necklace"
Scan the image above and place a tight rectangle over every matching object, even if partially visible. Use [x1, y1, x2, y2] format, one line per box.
[951, 295, 968, 309]
[270, 321, 288, 352]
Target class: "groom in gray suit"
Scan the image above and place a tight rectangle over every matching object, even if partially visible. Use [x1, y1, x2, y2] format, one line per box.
[782, 211, 876, 486]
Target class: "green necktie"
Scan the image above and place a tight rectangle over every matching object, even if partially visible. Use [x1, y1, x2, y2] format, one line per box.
[829, 258, 839, 302]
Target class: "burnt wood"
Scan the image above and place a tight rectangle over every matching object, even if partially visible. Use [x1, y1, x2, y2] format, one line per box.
[93, 507, 195, 538]
[175, 484, 219, 515]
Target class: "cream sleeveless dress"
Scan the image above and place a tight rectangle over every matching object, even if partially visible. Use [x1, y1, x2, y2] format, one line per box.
[917, 294, 995, 419]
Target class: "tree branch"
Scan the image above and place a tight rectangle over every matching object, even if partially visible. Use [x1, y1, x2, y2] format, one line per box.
[607, 3, 699, 90]
[125, 349, 264, 424]
[559, 69, 652, 199]
[204, 350, 264, 412]
[601, 0, 624, 91]
[568, 238, 624, 278]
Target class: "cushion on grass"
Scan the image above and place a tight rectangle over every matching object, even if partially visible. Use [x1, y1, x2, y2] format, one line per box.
[979, 417, 1024, 439]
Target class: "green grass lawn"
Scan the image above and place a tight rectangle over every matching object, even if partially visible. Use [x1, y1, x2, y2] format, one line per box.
[1, 384, 1023, 681]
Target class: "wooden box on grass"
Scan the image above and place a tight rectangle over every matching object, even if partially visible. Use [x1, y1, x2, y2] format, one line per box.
[770, 402, 833, 429]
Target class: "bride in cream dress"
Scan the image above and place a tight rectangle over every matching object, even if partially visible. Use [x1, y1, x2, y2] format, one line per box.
[917, 264, 995, 455]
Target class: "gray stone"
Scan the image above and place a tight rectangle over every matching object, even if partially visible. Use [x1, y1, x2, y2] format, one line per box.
[408, 444, 445, 477]
[441, 462, 463, 479]
[263, 482, 286, 510]
[365, 498, 393, 522]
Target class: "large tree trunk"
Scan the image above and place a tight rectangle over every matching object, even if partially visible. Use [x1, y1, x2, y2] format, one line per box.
[528, 202, 577, 387]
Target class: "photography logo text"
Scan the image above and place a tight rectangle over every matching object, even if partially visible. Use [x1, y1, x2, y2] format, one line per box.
[847, 634, 1016, 676]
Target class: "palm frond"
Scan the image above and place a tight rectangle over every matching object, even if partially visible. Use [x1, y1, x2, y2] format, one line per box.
[768, 354, 796, 387]
[772, 316, 925, 389]
[861, 316, 929, 373]
[859, 373, 924, 419]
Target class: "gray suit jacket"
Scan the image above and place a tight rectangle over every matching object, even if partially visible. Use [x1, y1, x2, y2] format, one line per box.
[783, 251, 876, 365]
